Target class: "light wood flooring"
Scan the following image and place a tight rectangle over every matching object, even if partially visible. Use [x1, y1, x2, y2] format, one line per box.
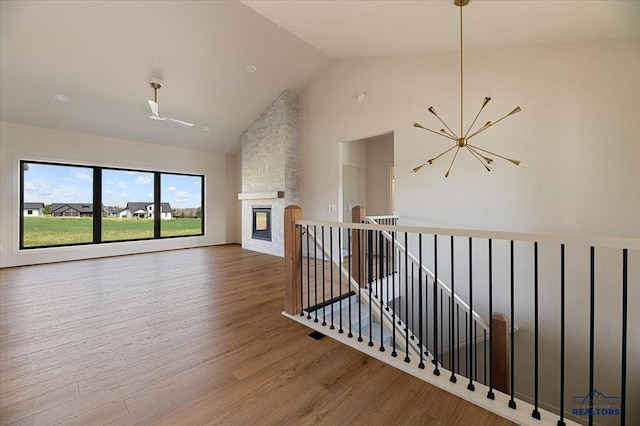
[0, 245, 513, 425]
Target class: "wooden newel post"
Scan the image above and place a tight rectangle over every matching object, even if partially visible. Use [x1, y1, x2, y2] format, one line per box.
[351, 206, 366, 287]
[284, 205, 302, 315]
[491, 312, 510, 394]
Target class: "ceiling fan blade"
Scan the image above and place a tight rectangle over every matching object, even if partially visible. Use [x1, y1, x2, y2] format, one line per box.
[148, 100, 159, 117]
[164, 117, 194, 127]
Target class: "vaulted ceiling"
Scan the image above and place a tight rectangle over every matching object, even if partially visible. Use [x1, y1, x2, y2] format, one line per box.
[1, 1, 638, 154]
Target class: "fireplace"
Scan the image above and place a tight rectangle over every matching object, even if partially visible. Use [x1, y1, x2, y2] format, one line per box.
[252, 206, 272, 241]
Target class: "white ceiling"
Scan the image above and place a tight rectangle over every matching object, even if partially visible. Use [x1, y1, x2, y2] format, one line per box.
[242, 0, 640, 57]
[2, 1, 638, 154]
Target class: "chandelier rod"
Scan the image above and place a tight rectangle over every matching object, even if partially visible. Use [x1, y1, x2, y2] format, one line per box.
[460, 3, 464, 139]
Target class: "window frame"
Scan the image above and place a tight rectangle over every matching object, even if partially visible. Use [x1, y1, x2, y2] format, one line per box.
[20, 160, 204, 250]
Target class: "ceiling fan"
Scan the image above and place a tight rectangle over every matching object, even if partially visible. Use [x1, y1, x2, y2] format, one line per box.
[146, 79, 194, 127]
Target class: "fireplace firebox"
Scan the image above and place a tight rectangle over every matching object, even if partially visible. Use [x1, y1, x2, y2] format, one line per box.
[252, 206, 272, 241]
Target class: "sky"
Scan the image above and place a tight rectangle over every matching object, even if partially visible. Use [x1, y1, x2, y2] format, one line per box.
[23, 163, 202, 209]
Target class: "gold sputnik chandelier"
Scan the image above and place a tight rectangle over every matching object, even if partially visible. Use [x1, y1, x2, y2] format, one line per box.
[413, 0, 526, 177]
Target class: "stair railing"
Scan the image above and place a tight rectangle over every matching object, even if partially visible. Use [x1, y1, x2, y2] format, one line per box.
[301, 223, 423, 359]
[283, 205, 637, 426]
[364, 212, 490, 332]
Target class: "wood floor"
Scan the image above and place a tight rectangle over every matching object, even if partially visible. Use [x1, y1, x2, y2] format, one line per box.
[0, 245, 513, 425]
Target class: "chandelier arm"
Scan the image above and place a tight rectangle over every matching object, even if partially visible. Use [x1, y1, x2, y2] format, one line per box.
[428, 108, 459, 139]
[467, 106, 523, 139]
[412, 145, 457, 173]
[465, 146, 492, 172]
[445, 146, 461, 178]
[464, 103, 489, 139]
[466, 122, 492, 140]
[414, 123, 457, 141]
[441, 128, 457, 139]
[467, 144, 523, 166]
[467, 146, 493, 164]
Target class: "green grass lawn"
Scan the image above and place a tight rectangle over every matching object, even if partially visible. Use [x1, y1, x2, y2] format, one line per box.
[23, 216, 202, 247]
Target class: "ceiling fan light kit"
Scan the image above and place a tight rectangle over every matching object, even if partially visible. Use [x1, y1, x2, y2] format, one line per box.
[413, 0, 526, 177]
[146, 78, 194, 127]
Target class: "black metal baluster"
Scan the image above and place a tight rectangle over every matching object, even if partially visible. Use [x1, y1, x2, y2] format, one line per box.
[368, 230, 374, 347]
[374, 230, 378, 297]
[314, 225, 318, 323]
[346, 229, 351, 336]
[483, 328, 487, 385]
[392, 231, 398, 357]
[465, 311, 469, 378]
[621, 248, 628, 426]
[357, 228, 363, 342]
[474, 322, 478, 383]
[558, 243, 565, 425]
[300, 225, 304, 316]
[339, 228, 344, 334]
[457, 304, 460, 375]
[450, 235, 457, 383]
[321, 226, 326, 326]
[487, 238, 495, 400]
[532, 242, 540, 419]
[411, 262, 415, 340]
[386, 234, 390, 311]
[468, 237, 475, 391]
[379, 231, 385, 352]
[508, 240, 516, 409]
[440, 289, 444, 367]
[425, 262, 429, 360]
[418, 234, 425, 369]
[330, 227, 335, 330]
[433, 235, 440, 375]
[589, 246, 595, 426]
[404, 232, 411, 363]
[307, 226, 311, 319]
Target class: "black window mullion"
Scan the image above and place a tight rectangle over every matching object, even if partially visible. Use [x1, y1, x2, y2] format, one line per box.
[19, 161, 26, 249]
[200, 176, 205, 235]
[93, 167, 102, 243]
[154, 173, 161, 238]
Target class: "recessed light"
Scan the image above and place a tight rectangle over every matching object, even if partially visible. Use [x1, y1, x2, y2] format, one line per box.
[54, 94, 69, 102]
[246, 65, 257, 73]
[202, 126, 210, 131]
[356, 93, 366, 102]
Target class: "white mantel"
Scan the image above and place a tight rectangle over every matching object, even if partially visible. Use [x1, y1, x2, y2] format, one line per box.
[237, 191, 284, 200]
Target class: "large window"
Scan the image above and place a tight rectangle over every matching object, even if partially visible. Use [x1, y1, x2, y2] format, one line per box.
[21, 162, 94, 247]
[20, 160, 204, 249]
[102, 169, 155, 242]
[161, 173, 203, 237]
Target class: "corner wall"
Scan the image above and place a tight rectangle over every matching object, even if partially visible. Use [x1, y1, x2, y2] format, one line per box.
[240, 91, 299, 257]
[0, 121, 237, 268]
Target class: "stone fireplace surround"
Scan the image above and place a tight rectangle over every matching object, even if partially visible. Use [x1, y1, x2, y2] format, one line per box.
[239, 91, 299, 257]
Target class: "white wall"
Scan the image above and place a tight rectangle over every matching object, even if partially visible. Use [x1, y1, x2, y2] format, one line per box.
[0, 122, 237, 268]
[299, 38, 640, 239]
